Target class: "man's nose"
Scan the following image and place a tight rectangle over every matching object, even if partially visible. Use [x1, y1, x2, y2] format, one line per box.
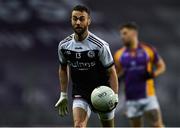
[76, 19, 81, 25]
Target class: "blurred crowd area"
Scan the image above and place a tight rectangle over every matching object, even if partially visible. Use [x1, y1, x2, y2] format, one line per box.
[0, 0, 180, 127]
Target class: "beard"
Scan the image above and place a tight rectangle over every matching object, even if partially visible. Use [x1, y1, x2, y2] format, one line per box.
[123, 41, 132, 48]
[73, 26, 87, 36]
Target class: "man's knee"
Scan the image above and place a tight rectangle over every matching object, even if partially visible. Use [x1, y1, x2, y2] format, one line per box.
[129, 116, 143, 127]
[145, 109, 164, 127]
[152, 120, 164, 127]
[74, 120, 86, 128]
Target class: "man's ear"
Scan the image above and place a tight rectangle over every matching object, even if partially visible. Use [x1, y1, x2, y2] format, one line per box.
[134, 30, 138, 37]
[88, 16, 91, 25]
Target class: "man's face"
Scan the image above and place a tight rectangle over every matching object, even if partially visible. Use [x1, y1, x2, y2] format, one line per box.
[120, 28, 137, 47]
[71, 11, 90, 35]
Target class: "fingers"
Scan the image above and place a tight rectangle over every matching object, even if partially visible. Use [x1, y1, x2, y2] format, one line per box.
[55, 98, 68, 117]
[64, 106, 68, 115]
[64, 99, 69, 115]
[58, 102, 68, 117]
[62, 102, 68, 116]
[115, 94, 119, 102]
[114, 101, 118, 108]
[63, 104, 68, 116]
[59, 103, 64, 116]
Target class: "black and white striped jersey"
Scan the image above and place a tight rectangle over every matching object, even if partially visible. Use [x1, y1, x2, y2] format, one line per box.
[58, 31, 114, 99]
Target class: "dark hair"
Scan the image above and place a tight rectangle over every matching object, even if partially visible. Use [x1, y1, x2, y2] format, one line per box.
[120, 22, 138, 31]
[72, 5, 90, 15]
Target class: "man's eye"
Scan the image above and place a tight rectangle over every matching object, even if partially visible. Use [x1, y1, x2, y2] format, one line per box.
[79, 17, 85, 21]
[73, 18, 77, 21]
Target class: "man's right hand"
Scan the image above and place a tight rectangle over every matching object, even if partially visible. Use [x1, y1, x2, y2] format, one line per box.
[114, 93, 119, 106]
[55, 92, 68, 117]
[144, 71, 155, 80]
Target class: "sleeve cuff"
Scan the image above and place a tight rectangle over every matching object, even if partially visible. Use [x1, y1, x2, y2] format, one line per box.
[104, 62, 114, 69]
[59, 62, 67, 66]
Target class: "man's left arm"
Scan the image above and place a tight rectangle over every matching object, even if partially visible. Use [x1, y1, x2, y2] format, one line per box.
[107, 65, 119, 94]
[153, 57, 166, 78]
[150, 46, 166, 78]
[99, 43, 119, 97]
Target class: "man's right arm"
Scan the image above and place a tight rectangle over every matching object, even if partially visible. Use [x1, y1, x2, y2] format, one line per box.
[114, 50, 124, 77]
[58, 42, 69, 92]
[55, 43, 69, 116]
[55, 65, 69, 117]
[59, 65, 69, 93]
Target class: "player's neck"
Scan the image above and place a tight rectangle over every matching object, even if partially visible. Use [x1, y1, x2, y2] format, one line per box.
[74, 30, 88, 42]
[129, 39, 138, 49]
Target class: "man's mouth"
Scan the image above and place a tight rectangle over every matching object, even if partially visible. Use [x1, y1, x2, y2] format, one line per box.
[75, 27, 82, 30]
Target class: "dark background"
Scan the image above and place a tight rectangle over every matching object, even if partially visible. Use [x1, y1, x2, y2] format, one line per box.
[0, 0, 179, 127]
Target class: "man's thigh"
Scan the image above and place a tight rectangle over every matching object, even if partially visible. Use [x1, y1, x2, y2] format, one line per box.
[144, 109, 164, 127]
[97, 109, 115, 127]
[126, 99, 145, 127]
[143, 96, 164, 127]
[126, 100, 144, 118]
[72, 98, 91, 127]
[129, 116, 143, 127]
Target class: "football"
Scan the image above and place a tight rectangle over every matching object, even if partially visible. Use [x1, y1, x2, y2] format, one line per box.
[91, 86, 117, 112]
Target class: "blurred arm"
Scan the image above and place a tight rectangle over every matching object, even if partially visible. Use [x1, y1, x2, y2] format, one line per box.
[154, 57, 166, 78]
[59, 65, 69, 92]
[55, 65, 69, 116]
[56, 43, 69, 116]
[114, 51, 124, 77]
[114, 60, 124, 77]
[107, 65, 119, 94]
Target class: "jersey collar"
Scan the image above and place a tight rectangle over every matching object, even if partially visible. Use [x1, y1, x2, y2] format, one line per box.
[73, 31, 90, 43]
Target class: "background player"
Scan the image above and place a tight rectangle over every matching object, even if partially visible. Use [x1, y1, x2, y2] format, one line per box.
[55, 5, 118, 127]
[114, 22, 166, 127]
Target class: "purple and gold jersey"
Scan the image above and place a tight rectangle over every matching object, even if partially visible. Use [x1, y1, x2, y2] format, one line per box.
[114, 43, 160, 100]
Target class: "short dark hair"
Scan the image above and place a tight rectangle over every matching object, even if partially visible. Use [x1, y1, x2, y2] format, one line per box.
[120, 22, 138, 31]
[72, 5, 90, 15]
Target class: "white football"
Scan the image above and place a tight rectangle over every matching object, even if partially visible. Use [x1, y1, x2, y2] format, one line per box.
[91, 86, 116, 112]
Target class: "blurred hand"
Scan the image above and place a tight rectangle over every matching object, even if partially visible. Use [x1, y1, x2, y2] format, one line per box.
[114, 93, 119, 107]
[55, 92, 68, 117]
[144, 71, 155, 80]
[108, 93, 119, 112]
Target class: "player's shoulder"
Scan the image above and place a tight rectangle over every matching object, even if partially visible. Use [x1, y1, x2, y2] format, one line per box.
[114, 46, 126, 56]
[140, 42, 157, 53]
[58, 34, 74, 49]
[87, 32, 109, 48]
[114, 46, 126, 63]
[116, 46, 126, 52]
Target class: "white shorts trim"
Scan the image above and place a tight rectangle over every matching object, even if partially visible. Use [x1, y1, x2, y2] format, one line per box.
[97, 109, 115, 120]
[126, 96, 160, 118]
[72, 98, 91, 118]
[72, 98, 115, 120]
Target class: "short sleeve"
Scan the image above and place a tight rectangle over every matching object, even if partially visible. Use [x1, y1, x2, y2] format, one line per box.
[114, 48, 125, 65]
[99, 44, 114, 68]
[58, 43, 67, 65]
[142, 44, 160, 64]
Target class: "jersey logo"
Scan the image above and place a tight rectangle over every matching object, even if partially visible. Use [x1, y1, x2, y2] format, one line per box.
[66, 51, 71, 55]
[124, 52, 129, 57]
[87, 50, 95, 58]
[131, 61, 136, 66]
[76, 53, 81, 59]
